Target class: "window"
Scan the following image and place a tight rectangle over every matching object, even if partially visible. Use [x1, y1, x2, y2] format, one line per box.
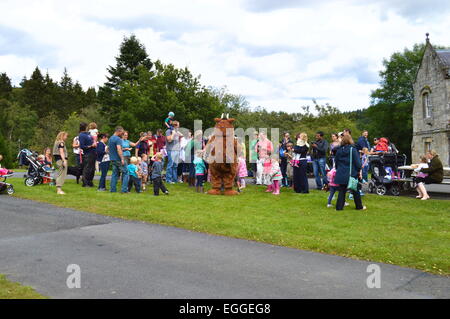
[423, 92, 432, 118]
[424, 141, 431, 154]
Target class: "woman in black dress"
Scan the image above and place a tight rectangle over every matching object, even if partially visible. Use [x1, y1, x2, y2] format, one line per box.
[293, 132, 309, 193]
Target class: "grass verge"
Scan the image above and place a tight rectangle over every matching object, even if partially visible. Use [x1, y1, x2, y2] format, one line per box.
[0, 275, 47, 299]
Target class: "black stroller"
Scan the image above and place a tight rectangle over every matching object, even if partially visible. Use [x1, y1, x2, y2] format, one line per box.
[0, 171, 14, 195]
[367, 153, 407, 196]
[17, 149, 55, 187]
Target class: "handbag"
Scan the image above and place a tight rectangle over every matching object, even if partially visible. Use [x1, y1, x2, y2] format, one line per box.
[347, 146, 359, 192]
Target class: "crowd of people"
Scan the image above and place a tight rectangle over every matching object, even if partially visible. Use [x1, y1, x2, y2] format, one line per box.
[1, 112, 444, 209]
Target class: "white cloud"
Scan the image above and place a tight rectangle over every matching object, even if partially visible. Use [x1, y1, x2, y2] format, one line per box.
[0, 0, 449, 113]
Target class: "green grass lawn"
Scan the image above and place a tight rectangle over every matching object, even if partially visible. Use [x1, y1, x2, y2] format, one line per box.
[7, 177, 450, 276]
[0, 275, 46, 299]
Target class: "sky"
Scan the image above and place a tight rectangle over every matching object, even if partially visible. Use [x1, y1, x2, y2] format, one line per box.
[0, 0, 449, 113]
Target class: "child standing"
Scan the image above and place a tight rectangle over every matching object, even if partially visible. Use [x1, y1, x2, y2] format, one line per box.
[193, 150, 207, 193]
[237, 156, 248, 190]
[269, 156, 283, 195]
[164, 112, 175, 130]
[151, 152, 169, 196]
[127, 156, 141, 193]
[140, 153, 149, 191]
[326, 167, 339, 207]
[284, 142, 294, 187]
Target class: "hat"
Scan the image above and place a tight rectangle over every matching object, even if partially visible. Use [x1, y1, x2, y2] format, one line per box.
[169, 112, 175, 117]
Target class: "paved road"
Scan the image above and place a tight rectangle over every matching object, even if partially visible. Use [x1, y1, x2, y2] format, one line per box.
[0, 196, 448, 299]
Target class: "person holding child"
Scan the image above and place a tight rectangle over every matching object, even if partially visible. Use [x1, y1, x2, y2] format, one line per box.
[292, 133, 309, 194]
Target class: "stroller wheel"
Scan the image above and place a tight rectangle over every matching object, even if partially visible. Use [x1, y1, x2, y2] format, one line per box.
[390, 185, 400, 196]
[376, 185, 387, 196]
[25, 177, 35, 187]
[6, 185, 14, 195]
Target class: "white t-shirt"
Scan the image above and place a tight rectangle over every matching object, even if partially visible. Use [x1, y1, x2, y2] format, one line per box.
[73, 136, 80, 154]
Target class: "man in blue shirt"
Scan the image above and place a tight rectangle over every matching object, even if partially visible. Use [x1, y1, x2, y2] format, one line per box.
[108, 126, 129, 193]
[78, 122, 97, 187]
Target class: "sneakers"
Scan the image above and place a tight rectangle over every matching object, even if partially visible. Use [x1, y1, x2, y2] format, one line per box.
[327, 204, 333, 208]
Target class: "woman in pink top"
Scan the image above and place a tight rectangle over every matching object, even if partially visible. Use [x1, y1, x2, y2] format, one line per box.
[255, 132, 273, 185]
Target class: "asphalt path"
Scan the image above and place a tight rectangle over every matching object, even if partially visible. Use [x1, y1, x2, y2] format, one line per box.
[0, 196, 449, 299]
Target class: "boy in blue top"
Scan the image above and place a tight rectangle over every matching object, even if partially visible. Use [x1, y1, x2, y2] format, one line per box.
[127, 156, 141, 193]
[193, 150, 207, 193]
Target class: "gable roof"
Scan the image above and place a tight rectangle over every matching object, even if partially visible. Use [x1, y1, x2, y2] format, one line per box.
[414, 41, 450, 83]
[436, 50, 450, 74]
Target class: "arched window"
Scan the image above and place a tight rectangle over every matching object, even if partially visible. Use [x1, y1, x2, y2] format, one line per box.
[422, 92, 432, 118]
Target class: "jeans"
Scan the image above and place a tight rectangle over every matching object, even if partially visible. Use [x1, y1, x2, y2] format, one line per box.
[362, 165, 369, 181]
[110, 160, 129, 193]
[312, 157, 328, 189]
[98, 161, 110, 190]
[328, 186, 338, 205]
[166, 150, 179, 183]
[128, 175, 141, 193]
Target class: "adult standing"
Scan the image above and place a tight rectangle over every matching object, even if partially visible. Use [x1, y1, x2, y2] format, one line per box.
[415, 150, 443, 200]
[329, 133, 340, 167]
[310, 131, 329, 190]
[293, 133, 309, 193]
[108, 126, 128, 193]
[279, 132, 293, 187]
[53, 131, 68, 195]
[249, 131, 259, 180]
[96, 133, 110, 192]
[356, 130, 370, 181]
[155, 129, 166, 153]
[79, 122, 97, 187]
[334, 135, 366, 211]
[165, 121, 183, 184]
[255, 131, 273, 185]
[185, 130, 203, 187]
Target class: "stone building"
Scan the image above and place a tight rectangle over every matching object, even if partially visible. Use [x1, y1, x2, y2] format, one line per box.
[412, 34, 450, 166]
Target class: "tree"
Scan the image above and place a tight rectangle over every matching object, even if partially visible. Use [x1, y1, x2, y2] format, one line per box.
[371, 44, 425, 105]
[0, 72, 12, 100]
[0, 133, 13, 168]
[98, 34, 153, 126]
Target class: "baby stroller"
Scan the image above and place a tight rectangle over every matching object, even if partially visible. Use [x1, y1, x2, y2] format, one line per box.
[0, 170, 14, 195]
[17, 149, 55, 187]
[367, 153, 407, 196]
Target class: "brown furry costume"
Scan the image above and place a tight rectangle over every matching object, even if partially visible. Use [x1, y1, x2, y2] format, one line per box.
[204, 115, 241, 195]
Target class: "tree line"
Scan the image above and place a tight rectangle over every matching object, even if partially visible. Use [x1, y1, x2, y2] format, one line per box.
[0, 34, 434, 167]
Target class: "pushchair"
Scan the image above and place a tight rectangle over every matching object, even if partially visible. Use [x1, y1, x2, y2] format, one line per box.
[0, 170, 14, 195]
[367, 153, 407, 196]
[17, 149, 55, 187]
